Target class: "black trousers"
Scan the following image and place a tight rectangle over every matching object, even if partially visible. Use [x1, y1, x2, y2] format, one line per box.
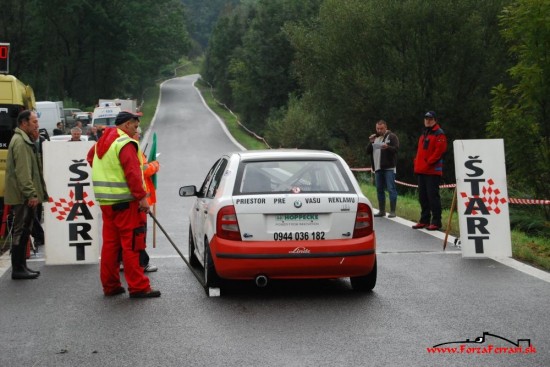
[417, 174, 442, 227]
[11, 204, 36, 270]
[32, 203, 45, 245]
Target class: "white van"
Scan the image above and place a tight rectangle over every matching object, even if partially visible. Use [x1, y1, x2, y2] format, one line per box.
[36, 101, 64, 137]
[91, 105, 121, 129]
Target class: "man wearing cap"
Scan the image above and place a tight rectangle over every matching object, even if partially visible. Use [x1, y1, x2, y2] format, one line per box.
[87, 111, 161, 298]
[412, 111, 447, 231]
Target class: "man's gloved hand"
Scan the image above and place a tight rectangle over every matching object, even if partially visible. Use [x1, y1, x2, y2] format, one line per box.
[143, 160, 160, 175]
[149, 161, 160, 170]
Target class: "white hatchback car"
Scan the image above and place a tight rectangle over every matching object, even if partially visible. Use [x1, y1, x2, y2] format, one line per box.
[180, 150, 377, 291]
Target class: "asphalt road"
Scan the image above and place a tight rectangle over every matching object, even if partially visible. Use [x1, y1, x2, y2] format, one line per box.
[1, 75, 549, 367]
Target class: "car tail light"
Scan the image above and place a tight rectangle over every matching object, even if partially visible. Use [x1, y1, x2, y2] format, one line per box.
[353, 203, 373, 238]
[216, 205, 242, 241]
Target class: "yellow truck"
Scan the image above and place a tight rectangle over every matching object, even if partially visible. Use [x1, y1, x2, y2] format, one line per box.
[0, 74, 36, 217]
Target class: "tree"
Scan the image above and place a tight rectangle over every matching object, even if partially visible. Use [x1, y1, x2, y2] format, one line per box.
[202, 12, 247, 105]
[180, 0, 241, 50]
[227, 0, 321, 133]
[6, 0, 189, 107]
[488, 0, 550, 217]
[285, 0, 511, 176]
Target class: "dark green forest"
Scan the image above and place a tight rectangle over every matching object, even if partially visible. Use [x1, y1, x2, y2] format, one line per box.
[1, 0, 548, 216]
[1, 0, 191, 106]
[201, 0, 549, 217]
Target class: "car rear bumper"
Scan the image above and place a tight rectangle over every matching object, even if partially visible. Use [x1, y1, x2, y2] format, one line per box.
[210, 234, 376, 280]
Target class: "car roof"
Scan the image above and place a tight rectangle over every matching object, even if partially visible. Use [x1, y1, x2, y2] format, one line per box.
[233, 149, 342, 161]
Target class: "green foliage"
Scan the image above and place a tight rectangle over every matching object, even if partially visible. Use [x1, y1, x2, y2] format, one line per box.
[202, 0, 322, 133]
[180, 0, 241, 49]
[488, 0, 550, 219]
[227, 0, 322, 133]
[286, 0, 512, 180]
[511, 230, 550, 271]
[264, 94, 328, 149]
[203, 13, 248, 105]
[5, 0, 190, 107]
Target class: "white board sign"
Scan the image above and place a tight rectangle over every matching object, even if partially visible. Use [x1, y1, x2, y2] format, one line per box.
[43, 141, 100, 264]
[453, 139, 512, 258]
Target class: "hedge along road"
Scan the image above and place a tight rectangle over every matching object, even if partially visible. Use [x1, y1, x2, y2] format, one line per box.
[0, 74, 549, 367]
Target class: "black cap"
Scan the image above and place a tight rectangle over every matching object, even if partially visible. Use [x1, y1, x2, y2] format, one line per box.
[115, 111, 143, 125]
[424, 111, 437, 119]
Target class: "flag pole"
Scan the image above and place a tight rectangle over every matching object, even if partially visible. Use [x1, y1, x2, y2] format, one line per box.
[152, 204, 157, 248]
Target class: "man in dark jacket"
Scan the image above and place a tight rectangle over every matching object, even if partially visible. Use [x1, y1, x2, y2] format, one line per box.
[367, 120, 399, 217]
[4, 110, 48, 279]
[412, 111, 448, 231]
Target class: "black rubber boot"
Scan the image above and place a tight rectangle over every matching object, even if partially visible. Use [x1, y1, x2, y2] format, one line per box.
[24, 264, 40, 275]
[21, 239, 40, 275]
[11, 233, 39, 280]
[388, 200, 397, 218]
[374, 201, 386, 217]
[12, 247, 39, 279]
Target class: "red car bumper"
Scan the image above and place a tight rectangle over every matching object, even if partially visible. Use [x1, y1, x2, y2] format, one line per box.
[209, 234, 376, 280]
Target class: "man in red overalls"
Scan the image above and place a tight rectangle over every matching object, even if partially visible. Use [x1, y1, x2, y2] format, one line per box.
[87, 111, 161, 298]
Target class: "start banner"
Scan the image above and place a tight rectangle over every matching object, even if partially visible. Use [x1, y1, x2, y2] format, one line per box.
[43, 141, 100, 265]
[453, 139, 512, 258]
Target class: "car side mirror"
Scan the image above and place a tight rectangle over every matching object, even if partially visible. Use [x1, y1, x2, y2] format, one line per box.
[179, 185, 198, 197]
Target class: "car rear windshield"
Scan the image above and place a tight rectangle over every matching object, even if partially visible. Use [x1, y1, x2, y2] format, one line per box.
[235, 160, 354, 195]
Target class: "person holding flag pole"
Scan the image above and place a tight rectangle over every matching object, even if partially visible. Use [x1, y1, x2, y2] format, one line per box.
[136, 127, 159, 272]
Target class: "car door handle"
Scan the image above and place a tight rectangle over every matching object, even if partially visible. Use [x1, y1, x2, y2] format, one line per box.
[342, 232, 351, 237]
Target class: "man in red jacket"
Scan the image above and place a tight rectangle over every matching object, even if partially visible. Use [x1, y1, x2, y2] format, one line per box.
[412, 111, 447, 231]
[87, 111, 161, 298]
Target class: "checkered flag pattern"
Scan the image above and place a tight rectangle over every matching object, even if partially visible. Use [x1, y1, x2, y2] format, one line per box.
[49, 190, 95, 221]
[460, 179, 508, 215]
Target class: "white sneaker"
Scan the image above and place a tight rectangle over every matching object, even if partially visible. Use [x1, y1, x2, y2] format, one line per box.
[144, 264, 158, 273]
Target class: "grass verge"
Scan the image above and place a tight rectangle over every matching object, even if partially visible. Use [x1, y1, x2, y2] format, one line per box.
[195, 80, 268, 150]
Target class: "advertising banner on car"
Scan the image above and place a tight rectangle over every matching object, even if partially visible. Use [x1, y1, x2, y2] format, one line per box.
[43, 141, 100, 265]
[453, 139, 512, 258]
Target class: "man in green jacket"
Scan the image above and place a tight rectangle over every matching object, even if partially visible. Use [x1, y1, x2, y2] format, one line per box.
[4, 110, 48, 279]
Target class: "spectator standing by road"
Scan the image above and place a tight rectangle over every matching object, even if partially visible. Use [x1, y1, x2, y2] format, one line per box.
[367, 120, 399, 218]
[88, 126, 100, 141]
[4, 110, 48, 279]
[87, 111, 160, 298]
[412, 111, 447, 231]
[69, 127, 83, 141]
[53, 122, 64, 136]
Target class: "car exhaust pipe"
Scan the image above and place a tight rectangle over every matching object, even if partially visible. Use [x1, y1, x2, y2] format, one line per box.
[255, 275, 268, 288]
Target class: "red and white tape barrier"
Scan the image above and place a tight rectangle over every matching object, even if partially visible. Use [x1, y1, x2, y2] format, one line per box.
[351, 168, 549, 205]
